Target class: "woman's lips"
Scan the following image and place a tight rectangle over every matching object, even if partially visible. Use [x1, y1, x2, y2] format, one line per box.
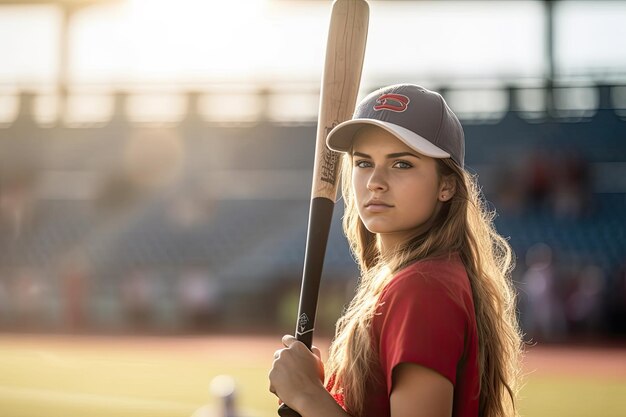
[365, 201, 393, 212]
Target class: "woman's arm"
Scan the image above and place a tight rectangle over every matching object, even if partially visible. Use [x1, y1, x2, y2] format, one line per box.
[390, 363, 454, 417]
[269, 335, 350, 417]
[270, 337, 454, 417]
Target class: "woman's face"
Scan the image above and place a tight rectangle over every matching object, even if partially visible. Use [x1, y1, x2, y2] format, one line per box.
[351, 126, 448, 251]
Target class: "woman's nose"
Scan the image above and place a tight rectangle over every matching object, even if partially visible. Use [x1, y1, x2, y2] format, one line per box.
[367, 168, 388, 192]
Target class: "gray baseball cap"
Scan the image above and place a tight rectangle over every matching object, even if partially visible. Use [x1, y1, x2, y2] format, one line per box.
[326, 84, 465, 168]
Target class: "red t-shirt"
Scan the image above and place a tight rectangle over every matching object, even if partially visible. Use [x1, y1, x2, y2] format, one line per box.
[328, 253, 480, 417]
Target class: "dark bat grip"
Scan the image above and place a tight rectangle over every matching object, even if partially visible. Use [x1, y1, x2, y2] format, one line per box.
[276, 197, 334, 417]
[293, 197, 335, 346]
[278, 403, 301, 417]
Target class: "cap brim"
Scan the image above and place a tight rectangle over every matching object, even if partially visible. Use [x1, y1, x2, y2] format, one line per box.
[326, 119, 451, 159]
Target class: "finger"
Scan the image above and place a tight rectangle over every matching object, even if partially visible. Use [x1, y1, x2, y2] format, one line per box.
[274, 349, 282, 359]
[311, 346, 322, 359]
[310, 346, 325, 381]
[282, 334, 297, 347]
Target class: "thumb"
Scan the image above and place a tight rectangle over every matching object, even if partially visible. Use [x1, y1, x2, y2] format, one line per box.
[311, 346, 325, 382]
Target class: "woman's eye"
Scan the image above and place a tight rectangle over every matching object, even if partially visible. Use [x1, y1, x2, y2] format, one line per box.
[355, 160, 372, 168]
[393, 160, 413, 169]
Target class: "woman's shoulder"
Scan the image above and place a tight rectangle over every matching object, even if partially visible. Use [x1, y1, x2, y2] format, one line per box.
[382, 252, 471, 302]
[394, 252, 467, 283]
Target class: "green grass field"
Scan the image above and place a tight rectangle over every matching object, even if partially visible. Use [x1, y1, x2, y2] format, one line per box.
[1, 334, 625, 417]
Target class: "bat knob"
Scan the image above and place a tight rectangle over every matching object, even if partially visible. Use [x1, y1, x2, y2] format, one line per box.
[278, 403, 302, 417]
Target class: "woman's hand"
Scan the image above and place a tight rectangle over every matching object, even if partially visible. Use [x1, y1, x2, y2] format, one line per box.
[268, 335, 326, 411]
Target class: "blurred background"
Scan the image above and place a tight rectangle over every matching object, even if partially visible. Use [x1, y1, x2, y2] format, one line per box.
[0, 0, 625, 416]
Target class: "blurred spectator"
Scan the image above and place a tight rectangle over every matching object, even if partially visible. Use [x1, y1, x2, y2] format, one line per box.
[0, 167, 39, 237]
[515, 147, 593, 218]
[565, 264, 606, 336]
[493, 163, 525, 216]
[607, 260, 626, 335]
[59, 253, 90, 332]
[520, 243, 567, 341]
[120, 268, 158, 330]
[13, 267, 47, 329]
[524, 149, 553, 211]
[177, 267, 220, 331]
[550, 149, 592, 219]
[0, 276, 8, 325]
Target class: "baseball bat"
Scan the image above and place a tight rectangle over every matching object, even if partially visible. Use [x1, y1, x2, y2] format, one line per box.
[278, 1, 369, 416]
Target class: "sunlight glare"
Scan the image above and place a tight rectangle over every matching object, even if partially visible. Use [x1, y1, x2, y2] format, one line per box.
[124, 0, 268, 79]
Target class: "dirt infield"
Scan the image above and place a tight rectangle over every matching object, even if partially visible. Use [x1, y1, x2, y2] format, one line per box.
[2, 333, 625, 380]
[522, 344, 626, 380]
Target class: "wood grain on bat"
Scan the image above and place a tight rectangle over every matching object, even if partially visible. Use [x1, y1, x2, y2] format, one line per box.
[312, 0, 369, 200]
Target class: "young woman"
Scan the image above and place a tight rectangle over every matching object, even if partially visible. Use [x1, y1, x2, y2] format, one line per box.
[269, 84, 523, 417]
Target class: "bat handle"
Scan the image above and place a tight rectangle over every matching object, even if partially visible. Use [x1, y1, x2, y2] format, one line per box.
[278, 403, 302, 417]
[275, 198, 332, 417]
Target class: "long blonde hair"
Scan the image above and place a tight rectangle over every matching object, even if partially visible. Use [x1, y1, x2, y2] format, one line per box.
[325, 155, 523, 417]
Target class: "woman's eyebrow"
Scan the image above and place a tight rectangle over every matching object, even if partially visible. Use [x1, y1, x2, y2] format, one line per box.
[352, 151, 420, 159]
[387, 152, 420, 159]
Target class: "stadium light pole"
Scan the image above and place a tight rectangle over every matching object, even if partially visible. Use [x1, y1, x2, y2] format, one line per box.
[544, 0, 557, 117]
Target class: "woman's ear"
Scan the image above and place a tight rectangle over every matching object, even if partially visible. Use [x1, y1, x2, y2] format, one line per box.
[438, 175, 456, 202]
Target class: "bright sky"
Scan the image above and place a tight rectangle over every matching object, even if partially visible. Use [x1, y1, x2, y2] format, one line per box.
[0, 0, 625, 88]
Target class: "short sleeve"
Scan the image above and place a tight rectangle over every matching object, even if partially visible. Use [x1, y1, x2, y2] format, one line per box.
[375, 270, 468, 394]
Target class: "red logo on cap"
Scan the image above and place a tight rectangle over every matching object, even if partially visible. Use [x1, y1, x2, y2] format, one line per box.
[373, 93, 410, 112]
